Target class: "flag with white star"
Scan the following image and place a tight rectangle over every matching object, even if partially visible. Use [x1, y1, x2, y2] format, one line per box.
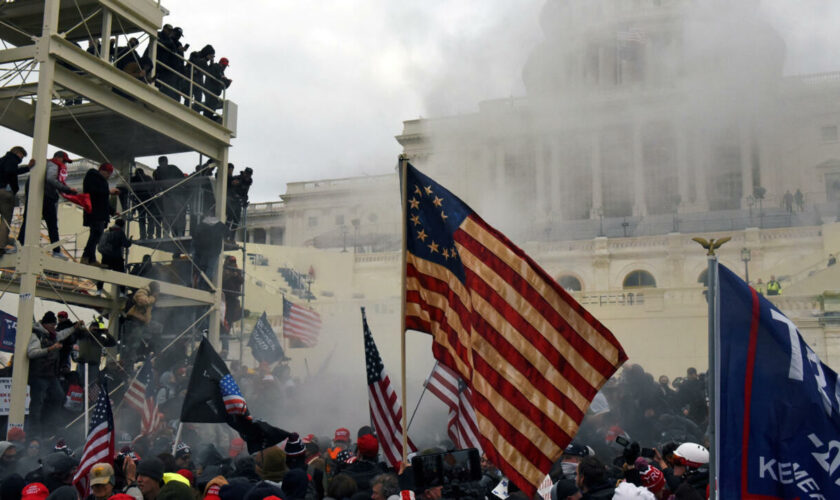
[401, 163, 627, 496]
[72, 383, 114, 497]
[363, 307, 415, 467]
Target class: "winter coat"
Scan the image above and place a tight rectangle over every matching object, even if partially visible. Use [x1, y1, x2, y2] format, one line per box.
[126, 286, 156, 324]
[98, 226, 131, 259]
[341, 459, 383, 493]
[204, 63, 231, 102]
[43, 158, 75, 201]
[0, 151, 29, 194]
[83, 168, 113, 226]
[27, 322, 77, 378]
[581, 482, 615, 500]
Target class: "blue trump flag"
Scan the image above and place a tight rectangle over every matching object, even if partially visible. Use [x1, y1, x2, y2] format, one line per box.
[718, 264, 840, 498]
[0, 310, 15, 353]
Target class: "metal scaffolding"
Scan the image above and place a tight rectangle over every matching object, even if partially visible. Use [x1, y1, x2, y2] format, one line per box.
[0, 0, 237, 432]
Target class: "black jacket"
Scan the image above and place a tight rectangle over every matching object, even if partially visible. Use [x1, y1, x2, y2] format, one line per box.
[582, 482, 615, 500]
[0, 151, 29, 194]
[82, 169, 112, 226]
[98, 226, 131, 259]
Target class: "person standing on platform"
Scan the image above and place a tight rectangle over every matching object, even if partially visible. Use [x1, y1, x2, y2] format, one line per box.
[81, 162, 119, 265]
[17, 151, 78, 260]
[27, 312, 84, 439]
[96, 218, 132, 296]
[130, 167, 153, 240]
[0, 146, 34, 253]
[123, 281, 160, 366]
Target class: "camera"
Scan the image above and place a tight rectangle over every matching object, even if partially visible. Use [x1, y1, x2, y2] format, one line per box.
[412, 448, 483, 499]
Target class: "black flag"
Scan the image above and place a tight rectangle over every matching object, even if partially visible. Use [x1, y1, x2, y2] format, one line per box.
[180, 338, 292, 452]
[247, 312, 286, 363]
[180, 338, 233, 423]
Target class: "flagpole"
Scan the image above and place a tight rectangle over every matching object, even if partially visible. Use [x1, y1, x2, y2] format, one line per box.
[406, 362, 435, 432]
[172, 422, 183, 455]
[398, 154, 409, 467]
[84, 363, 90, 434]
[693, 237, 728, 500]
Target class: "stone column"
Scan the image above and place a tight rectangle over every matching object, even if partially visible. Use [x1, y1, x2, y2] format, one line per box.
[676, 123, 690, 212]
[550, 137, 563, 218]
[740, 120, 754, 208]
[534, 137, 547, 220]
[590, 131, 603, 219]
[694, 131, 709, 210]
[633, 123, 647, 216]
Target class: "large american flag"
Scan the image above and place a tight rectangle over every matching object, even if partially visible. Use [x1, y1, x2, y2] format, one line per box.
[220, 373, 248, 415]
[425, 362, 482, 451]
[402, 164, 627, 495]
[124, 359, 161, 434]
[362, 307, 415, 467]
[283, 298, 321, 347]
[73, 383, 115, 497]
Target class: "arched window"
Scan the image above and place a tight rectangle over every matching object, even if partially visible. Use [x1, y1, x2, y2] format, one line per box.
[558, 275, 582, 292]
[623, 270, 656, 289]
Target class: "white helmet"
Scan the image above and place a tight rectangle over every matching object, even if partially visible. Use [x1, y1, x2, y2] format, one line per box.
[673, 443, 709, 468]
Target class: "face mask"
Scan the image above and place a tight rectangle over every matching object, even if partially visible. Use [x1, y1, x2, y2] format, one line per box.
[561, 461, 578, 479]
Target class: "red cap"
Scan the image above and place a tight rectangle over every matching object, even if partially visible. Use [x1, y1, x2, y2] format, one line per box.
[638, 459, 665, 494]
[57, 311, 68, 319]
[21, 482, 49, 500]
[108, 495, 136, 500]
[357, 434, 378, 459]
[99, 162, 114, 173]
[7, 427, 25, 442]
[219, 57, 229, 67]
[334, 428, 351, 443]
[176, 468, 194, 487]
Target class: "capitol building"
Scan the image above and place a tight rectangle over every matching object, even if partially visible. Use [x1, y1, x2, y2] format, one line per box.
[229, 0, 840, 379]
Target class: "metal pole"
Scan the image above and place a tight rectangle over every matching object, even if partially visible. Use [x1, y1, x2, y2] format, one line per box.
[398, 156, 409, 467]
[707, 253, 719, 500]
[171, 422, 183, 455]
[239, 204, 246, 366]
[84, 363, 90, 433]
[100, 9, 112, 62]
[208, 149, 229, 348]
[9, 0, 59, 434]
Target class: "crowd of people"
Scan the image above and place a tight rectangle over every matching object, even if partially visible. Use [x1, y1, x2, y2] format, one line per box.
[0, 348, 713, 500]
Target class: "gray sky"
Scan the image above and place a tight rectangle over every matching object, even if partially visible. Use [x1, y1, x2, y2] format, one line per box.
[7, 1, 840, 202]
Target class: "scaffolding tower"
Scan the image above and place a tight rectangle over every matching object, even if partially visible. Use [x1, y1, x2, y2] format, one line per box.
[0, 0, 237, 432]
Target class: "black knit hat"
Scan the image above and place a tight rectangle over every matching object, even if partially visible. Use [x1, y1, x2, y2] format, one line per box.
[137, 457, 164, 483]
[41, 311, 57, 325]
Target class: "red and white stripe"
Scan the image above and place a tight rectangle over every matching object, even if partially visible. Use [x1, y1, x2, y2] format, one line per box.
[125, 380, 160, 435]
[224, 395, 247, 414]
[284, 303, 321, 347]
[406, 200, 627, 494]
[426, 363, 482, 451]
[368, 369, 415, 468]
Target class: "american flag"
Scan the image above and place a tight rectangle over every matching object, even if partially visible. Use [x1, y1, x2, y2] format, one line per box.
[402, 164, 627, 495]
[72, 383, 115, 497]
[362, 307, 416, 467]
[283, 297, 321, 347]
[124, 359, 161, 434]
[220, 373, 248, 415]
[425, 362, 482, 451]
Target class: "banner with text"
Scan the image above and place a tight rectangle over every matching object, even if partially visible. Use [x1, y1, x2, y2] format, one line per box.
[0, 378, 29, 415]
[0, 310, 15, 353]
[719, 264, 840, 498]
